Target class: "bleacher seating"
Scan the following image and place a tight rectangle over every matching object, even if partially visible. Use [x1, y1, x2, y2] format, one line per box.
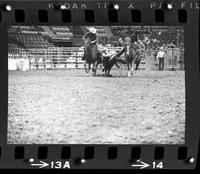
[95, 27, 107, 37]
[72, 26, 84, 36]
[71, 27, 84, 46]
[50, 27, 73, 41]
[110, 26, 182, 49]
[10, 33, 54, 49]
[73, 36, 84, 47]
[8, 26, 54, 49]
[8, 26, 183, 53]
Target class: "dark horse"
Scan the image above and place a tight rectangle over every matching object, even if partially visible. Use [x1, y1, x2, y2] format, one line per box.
[82, 39, 101, 76]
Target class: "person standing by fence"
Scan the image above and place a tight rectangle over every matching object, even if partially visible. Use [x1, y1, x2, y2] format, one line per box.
[157, 47, 166, 71]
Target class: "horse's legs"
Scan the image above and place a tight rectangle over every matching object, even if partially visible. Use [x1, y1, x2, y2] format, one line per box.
[94, 61, 99, 75]
[88, 62, 97, 76]
[134, 56, 141, 76]
[93, 60, 100, 75]
[130, 61, 134, 75]
[106, 68, 110, 76]
[108, 67, 112, 76]
[95, 62, 99, 69]
[134, 62, 140, 75]
[115, 62, 120, 69]
[103, 64, 108, 74]
[92, 63, 95, 74]
[131, 57, 137, 76]
[88, 63, 91, 75]
[84, 61, 90, 76]
[127, 63, 131, 77]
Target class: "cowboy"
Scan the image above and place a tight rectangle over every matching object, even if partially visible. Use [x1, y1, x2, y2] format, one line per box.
[118, 37, 124, 46]
[157, 46, 166, 70]
[82, 27, 98, 61]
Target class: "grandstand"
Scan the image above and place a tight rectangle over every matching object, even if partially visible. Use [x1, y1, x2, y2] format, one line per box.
[8, 26, 184, 71]
[8, 26, 183, 49]
[8, 26, 54, 49]
[71, 26, 84, 47]
[110, 26, 183, 48]
[48, 26, 73, 44]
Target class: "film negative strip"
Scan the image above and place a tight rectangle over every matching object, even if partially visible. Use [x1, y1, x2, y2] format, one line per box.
[0, 0, 199, 170]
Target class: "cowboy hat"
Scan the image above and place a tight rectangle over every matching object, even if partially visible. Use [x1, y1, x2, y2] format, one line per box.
[88, 27, 97, 34]
[124, 37, 131, 42]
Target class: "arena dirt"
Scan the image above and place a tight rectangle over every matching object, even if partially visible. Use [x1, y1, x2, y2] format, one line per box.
[8, 69, 185, 144]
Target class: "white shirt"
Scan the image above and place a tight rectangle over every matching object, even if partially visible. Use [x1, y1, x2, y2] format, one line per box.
[157, 51, 165, 59]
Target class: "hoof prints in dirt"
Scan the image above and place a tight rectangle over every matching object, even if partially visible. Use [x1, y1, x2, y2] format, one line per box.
[8, 69, 185, 144]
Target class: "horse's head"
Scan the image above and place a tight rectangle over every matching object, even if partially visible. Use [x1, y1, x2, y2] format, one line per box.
[124, 44, 133, 56]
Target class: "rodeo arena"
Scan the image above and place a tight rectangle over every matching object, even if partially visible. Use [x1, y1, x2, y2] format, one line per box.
[8, 26, 185, 144]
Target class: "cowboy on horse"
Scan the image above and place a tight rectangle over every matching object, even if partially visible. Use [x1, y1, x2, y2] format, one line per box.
[124, 37, 134, 60]
[82, 27, 98, 61]
[123, 36, 143, 77]
[81, 27, 101, 76]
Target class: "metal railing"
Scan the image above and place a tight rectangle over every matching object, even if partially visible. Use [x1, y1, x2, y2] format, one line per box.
[8, 47, 183, 71]
[8, 47, 124, 70]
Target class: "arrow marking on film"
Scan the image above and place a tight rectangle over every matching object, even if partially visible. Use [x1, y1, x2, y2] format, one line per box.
[131, 161, 150, 169]
[31, 161, 49, 168]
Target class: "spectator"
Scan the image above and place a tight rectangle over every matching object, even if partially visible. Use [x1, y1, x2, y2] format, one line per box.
[156, 47, 166, 71]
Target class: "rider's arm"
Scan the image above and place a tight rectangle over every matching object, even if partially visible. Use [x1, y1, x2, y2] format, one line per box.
[83, 32, 89, 39]
[91, 39, 97, 44]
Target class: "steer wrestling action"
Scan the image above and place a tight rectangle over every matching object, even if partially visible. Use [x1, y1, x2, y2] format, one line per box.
[82, 27, 143, 77]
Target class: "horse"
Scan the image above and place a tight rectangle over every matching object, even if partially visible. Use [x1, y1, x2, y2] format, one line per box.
[124, 41, 142, 77]
[101, 44, 142, 77]
[82, 39, 101, 76]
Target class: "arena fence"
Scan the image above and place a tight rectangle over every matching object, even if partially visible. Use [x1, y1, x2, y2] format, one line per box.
[8, 47, 123, 71]
[8, 47, 184, 71]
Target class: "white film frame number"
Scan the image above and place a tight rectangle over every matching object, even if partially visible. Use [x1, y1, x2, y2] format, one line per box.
[152, 161, 164, 169]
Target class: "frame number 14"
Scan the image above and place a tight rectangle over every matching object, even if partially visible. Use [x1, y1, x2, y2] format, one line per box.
[152, 161, 164, 169]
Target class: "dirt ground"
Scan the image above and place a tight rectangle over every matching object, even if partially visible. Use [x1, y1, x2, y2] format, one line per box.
[8, 69, 185, 144]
